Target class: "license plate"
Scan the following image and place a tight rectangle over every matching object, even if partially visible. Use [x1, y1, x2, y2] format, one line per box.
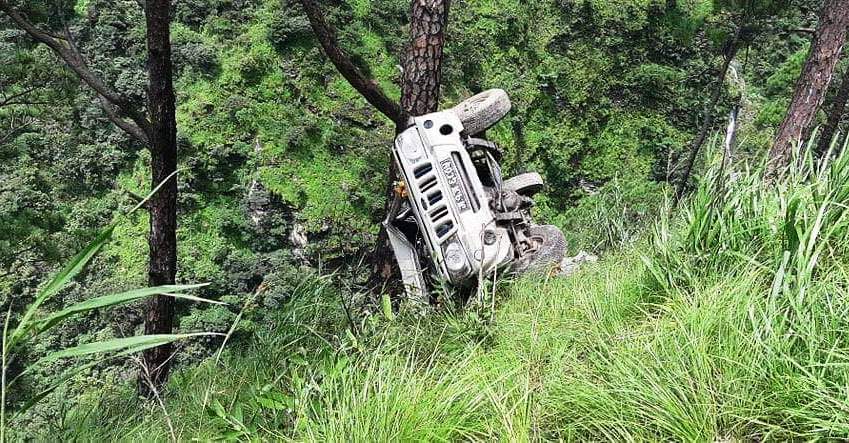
[440, 158, 470, 212]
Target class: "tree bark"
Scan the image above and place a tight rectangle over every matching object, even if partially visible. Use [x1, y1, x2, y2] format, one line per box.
[399, 0, 449, 119]
[816, 65, 849, 156]
[139, 0, 178, 395]
[370, 0, 450, 295]
[767, 0, 849, 177]
[676, 27, 742, 198]
[1, 0, 180, 395]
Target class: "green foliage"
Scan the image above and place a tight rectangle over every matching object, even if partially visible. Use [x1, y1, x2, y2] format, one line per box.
[632, 138, 849, 439]
[442, 0, 731, 230]
[1, 217, 220, 439]
[171, 0, 392, 245]
[2, 0, 807, 302]
[764, 45, 809, 97]
[55, 137, 849, 441]
[755, 46, 809, 127]
[42, 271, 346, 440]
[553, 175, 671, 251]
[1, 0, 835, 438]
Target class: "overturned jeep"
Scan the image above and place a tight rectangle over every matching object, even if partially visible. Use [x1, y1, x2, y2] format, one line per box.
[384, 89, 566, 302]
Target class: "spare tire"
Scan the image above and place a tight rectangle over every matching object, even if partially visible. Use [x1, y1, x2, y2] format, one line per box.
[503, 172, 544, 196]
[451, 89, 511, 135]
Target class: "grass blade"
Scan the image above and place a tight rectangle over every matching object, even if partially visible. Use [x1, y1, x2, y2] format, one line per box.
[9, 224, 116, 349]
[33, 283, 221, 334]
[39, 333, 221, 364]
[11, 332, 221, 418]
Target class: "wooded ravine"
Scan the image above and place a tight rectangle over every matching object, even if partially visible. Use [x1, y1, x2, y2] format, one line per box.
[3, 0, 849, 440]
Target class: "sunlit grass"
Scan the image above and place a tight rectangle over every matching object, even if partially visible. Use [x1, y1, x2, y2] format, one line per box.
[54, 137, 849, 441]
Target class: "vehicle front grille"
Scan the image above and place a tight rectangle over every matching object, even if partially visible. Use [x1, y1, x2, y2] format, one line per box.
[411, 160, 455, 242]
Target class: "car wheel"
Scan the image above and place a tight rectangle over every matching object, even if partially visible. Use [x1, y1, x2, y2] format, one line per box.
[503, 172, 544, 196]
[513, 224, 566, 275]
[451, 89, 511, 135]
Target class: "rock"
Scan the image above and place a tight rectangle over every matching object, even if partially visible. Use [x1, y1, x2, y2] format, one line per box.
[289, 223, 310, 265]
[559, 250, 599, 276]
[578, 178, 599, 195]
[289, 223, 308, 248]
[246, 179, 270, 226]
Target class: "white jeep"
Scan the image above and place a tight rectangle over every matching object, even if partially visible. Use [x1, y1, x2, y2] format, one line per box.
[384, 89, 566, 302]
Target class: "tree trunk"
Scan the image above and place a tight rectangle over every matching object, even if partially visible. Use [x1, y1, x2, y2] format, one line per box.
[399, 0, 450, 119]
[767, 0, 849, 177]
[370, 0, 450, 295]
[139, 0, 178, 396]
[676, 27, 742, 198]
[0, 0, 180, 396]
[816, 65, 849, 156]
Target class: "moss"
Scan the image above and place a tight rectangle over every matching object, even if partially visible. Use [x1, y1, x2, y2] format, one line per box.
[349, 0, 372, 20]
[258, 149, 382, 233]
[105, 212, 148, 279]
[178, 201, 250, 282]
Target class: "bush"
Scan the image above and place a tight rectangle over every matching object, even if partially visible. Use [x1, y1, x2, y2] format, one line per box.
[552, 174, 671, 252]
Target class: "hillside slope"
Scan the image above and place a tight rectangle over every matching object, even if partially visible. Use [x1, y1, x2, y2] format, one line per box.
[38, 143, 849, 441]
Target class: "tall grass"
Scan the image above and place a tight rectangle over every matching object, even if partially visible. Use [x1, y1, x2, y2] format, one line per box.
[631, 136, 849, 439]
[53, 136, 849, 441]
[1, 173, 222, 441]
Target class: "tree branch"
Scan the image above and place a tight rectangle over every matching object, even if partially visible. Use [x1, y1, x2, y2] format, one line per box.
[0, 1, 152, 142]
[0, 86, 40, 107]
[0, 120, 33, 146]
[787, 27, 816, 35]
[297, 0, 403, 125]
[0, 100, 50, 107]
[98, 96, 150, 144]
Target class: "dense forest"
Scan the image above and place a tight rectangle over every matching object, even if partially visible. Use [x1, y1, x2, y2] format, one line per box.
[3, 0, 849, 440]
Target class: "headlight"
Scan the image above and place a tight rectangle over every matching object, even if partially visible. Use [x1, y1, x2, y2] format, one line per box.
[443, 240, 468, 273]
[397, 131, 423, 161]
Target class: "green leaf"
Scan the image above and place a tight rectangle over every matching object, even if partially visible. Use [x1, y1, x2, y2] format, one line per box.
[256, 391, 294, 411]
[34, 283, 220, 334]
[210, 399, 227, 419]
[290, 355, 308, 366]
[128, 169, 179, 215]
[232, 404, 244, 423]
[381, 293, 395, 321]
[33, 224, 115, 307]
[12, 332, 218, 417]
[10, 223, 116, 349]
[35, 333, 221, 366]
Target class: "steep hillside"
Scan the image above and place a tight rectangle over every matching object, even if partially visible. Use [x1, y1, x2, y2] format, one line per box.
[26, 141, 849, 441]
[3, 0, 844, 439]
